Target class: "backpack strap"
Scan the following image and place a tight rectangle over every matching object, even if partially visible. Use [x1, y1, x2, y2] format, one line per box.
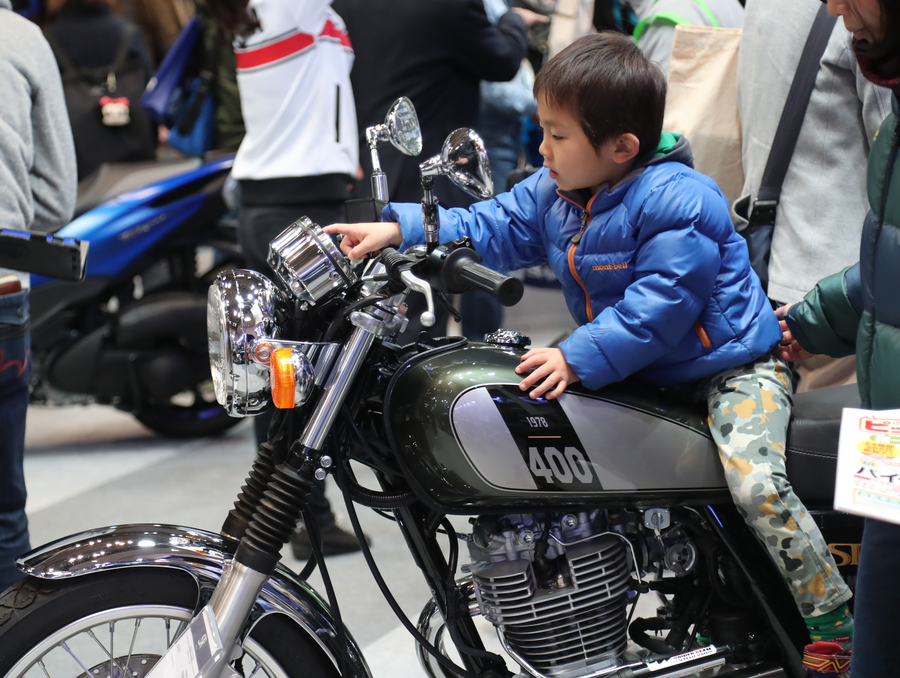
[41, 28, 78, 76]
[749, 5, 837, 225]
[109, 24, 138, 75]
[634, 0, 719, 43]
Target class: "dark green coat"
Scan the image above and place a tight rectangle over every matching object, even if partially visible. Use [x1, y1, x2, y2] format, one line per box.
[193, 0, 244, 152]
[787, 98, 900, 409]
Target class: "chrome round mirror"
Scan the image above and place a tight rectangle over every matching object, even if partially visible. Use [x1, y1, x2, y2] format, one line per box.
[442, 128, 493, 199]
[366, 97, 422, 157]
[386, 97, 422, 157]
[420, 128, 493, 199]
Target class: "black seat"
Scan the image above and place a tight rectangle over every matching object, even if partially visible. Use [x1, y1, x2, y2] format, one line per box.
[785, 384, 860, 509]
[71, 158, 202, 221]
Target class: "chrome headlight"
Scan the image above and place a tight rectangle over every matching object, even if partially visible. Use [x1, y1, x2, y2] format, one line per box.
[267, 217, 357, 304]
[207, 269, 342, 417]
[208, 270, 285, 416]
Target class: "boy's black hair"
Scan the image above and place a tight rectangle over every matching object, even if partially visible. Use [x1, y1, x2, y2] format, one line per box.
[534, 32, 667, 155]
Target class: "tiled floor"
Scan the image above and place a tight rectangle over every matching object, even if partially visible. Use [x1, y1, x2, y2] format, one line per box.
[21, 284, 578, 678]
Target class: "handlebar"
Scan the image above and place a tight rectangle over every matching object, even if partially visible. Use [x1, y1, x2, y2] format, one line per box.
[377, 244, 522, 307]
[444, 250, 523, 307]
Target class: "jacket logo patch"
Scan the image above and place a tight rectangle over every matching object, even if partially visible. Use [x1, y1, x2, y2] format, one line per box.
[592, 262, 628, 271]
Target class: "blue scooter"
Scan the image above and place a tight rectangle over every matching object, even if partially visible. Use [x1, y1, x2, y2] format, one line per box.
[26, 153, 244, 437]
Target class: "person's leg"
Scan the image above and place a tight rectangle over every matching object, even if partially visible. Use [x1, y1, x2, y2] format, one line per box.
[0, 290, 31, 591]
[460, 290, 503, 342]
[239, 200, 367, 558]
[238, 202, 346, 276]
[850, 518, 900, 677]
[704, 356, 853, 619]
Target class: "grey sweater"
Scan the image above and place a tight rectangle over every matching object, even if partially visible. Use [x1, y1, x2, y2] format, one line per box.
[0, 0, 76, 281]
[736, 0, 892, 304]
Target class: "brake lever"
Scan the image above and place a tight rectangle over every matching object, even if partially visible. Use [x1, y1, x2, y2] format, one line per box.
[399, 269, 436, 327]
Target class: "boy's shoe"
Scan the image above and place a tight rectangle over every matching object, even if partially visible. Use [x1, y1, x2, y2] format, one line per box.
[803, 641, 851, 677]
[290, 523, 369, 560]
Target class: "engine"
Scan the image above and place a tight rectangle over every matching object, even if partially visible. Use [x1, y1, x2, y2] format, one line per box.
[466, 511, 630, 677]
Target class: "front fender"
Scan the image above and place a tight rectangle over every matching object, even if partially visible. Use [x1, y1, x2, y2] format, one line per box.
[17, 524, 371, 678]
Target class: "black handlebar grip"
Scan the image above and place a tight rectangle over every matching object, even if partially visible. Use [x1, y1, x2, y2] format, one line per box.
[458, 261, 524, 307]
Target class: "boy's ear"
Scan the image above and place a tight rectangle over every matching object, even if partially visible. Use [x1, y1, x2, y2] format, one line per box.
[612, 133, 641, 165]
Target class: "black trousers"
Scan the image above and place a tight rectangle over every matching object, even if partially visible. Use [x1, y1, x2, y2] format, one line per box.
[240, 202, 348, 528]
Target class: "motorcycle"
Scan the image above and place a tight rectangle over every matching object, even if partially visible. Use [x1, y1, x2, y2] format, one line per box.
[26, 153, 244, 438]
[0, 100, 864, 678]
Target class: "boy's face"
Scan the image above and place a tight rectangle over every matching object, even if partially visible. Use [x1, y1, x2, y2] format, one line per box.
[537, 98, 623, 195]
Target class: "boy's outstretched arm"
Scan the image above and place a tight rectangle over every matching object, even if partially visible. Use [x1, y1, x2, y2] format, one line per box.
[515, 347, 580, 400]
[323, 222, 402, 260]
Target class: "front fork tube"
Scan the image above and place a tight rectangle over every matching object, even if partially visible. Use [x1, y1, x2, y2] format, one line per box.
[394, 505, 504, 676]
[204, 326, 377, 677]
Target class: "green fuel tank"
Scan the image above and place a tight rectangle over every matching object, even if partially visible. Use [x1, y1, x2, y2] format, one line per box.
[383, 341, 729, 514]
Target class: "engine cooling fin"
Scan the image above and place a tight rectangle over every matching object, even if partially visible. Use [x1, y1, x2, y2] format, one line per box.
[470, 530, 630, 676]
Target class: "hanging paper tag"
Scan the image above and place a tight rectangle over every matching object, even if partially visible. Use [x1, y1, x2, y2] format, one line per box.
[835, 407, 900, 525]
[146, 606, 224, 678]
[100, 95, 131, 126]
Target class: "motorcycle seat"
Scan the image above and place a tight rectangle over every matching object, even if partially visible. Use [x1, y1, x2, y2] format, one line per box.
[785, 383, 861, 509]
[71, 158, 202, 221]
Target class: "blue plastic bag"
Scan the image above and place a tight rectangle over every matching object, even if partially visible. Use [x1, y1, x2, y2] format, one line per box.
[166, 78, 216, 157]
[141, 16, 201, 127]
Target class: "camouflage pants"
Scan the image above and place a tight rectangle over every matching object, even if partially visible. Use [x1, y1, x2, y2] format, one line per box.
[697, 355, 853, 618]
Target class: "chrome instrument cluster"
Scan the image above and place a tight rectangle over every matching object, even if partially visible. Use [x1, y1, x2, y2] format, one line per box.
[267, 217, 357, 304]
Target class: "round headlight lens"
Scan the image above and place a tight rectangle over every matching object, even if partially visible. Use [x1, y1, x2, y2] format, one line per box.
[207, 283, 228, 407]
[206, 269, 285, 416]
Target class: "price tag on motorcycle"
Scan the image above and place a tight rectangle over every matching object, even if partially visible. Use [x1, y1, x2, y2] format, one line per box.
[835, 408, 900, 525]
[145, 606, 224, 678]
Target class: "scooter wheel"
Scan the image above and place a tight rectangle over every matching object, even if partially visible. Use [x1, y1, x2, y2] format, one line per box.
[134, 402, 242, 438]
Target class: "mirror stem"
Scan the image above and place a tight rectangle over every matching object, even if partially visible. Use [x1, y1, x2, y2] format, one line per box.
[369, 147, 389, 202]
[421, 179, 439, 252]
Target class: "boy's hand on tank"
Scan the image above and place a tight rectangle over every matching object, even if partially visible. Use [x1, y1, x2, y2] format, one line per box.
[515, 348, 580, 400]
[773, 303, 815, 362]
[323, 223, 402, 260]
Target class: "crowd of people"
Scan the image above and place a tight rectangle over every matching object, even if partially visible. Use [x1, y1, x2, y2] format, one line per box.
[1, 0, 897, 676]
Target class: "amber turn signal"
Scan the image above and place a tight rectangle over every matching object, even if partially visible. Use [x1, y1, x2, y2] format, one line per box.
[270, 348, 296, 409]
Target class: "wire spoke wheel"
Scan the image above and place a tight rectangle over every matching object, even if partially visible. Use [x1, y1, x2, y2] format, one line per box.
[0, 570, 338, 678]
[8, 606, 286, 678]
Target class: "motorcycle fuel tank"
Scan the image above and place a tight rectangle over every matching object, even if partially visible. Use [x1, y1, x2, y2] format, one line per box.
[385, 342, 729, 512]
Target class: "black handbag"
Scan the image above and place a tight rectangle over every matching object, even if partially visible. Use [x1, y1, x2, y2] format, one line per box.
[735, 5, 836, 293]
[44, 25, 157, 180]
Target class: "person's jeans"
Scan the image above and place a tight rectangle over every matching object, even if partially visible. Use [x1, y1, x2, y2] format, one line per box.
[851, 517, 900, 677]
[0, 289, 30, 591]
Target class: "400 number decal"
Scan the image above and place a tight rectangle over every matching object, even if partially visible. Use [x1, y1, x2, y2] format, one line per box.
[528, 447, 599, 486]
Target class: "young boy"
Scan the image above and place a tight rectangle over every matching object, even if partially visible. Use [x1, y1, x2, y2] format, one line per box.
[325, 32, 853, 672]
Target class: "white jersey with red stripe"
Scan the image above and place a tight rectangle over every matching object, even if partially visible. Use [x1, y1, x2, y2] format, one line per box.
[232, 0, 358, 182]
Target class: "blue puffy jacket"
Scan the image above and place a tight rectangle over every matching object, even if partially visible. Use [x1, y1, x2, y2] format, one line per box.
[387, 134, 781, 390]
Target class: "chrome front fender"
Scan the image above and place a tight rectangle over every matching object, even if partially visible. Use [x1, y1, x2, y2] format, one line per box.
[17, 524, 371, 678]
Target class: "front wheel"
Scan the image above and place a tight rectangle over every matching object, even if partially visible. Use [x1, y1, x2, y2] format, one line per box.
[0, 569, 338, 678]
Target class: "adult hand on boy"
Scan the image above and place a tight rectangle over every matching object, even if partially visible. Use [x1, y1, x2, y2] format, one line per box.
[323, 223, 403, 260]
[515, 348, 580, 400]
[773, 303, 816, 362]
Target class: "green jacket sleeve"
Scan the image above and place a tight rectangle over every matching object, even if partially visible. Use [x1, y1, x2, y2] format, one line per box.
[786, 264, 862, 358]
